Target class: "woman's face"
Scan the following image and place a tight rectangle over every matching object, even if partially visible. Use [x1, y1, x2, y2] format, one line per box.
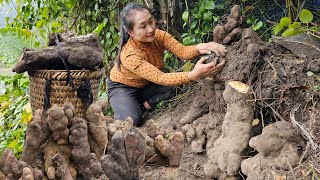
[128, 9, 156, 43]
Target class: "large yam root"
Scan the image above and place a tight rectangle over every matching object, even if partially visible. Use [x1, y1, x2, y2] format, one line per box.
[205, 113, 224, 150]
[100, 128, 146, 180]
[44, 141, 75, 180]
[0, 149, 22, 179]
[154, 132, 185, 166]
[182, 116, 207, 153]
[86, 100, 109, 158]
[13, 33, 103, 73]
[52, 154, 74, 180]
[63, 101, 76, 126]
[1, 102, 114, 180]
[47, 104, 69, 145]
[20, 121, 42, 166]
[144, 135, 163, 164]
[241, 121, 305, 180]
[21, 109, 49, 167]
[143, 120, 167, 164]
[204, 81, 253, 179]
[243, 28, 266, 58]
[213, 25, 225, 44]
[19, 167, 34, 180]
[0, 149, 44, 180]
[223, 28, 242, 44]
[144, 119, 162, 138]
[107, 118, 134, 137]
[33, 109, 50, 144]
[213, 5, 242, 44]
[69, 117, 104, 179]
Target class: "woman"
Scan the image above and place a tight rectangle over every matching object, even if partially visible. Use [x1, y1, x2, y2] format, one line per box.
[107, 3, 227, 126]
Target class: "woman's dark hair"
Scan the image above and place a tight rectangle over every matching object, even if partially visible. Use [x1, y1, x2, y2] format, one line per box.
[115, 3, 151, 69]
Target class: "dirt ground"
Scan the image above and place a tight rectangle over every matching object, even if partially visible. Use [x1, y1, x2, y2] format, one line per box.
[139, 30, 320, 179]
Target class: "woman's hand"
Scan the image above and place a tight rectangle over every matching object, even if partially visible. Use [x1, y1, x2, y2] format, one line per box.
[196, 42, 227, 57]
[188, 56, 226, 81]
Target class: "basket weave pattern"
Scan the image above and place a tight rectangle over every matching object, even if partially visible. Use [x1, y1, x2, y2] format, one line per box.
[29, 69, 103, 117]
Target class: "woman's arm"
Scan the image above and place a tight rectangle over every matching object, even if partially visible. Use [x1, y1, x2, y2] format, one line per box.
[122, 54, 190, 86]
[157, 30, 200, 60]
[157, 30, 227, 59]
[122, 54, 225, 85]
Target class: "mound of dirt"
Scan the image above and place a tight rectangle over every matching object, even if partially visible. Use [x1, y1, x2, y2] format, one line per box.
[139, 7, 319, 178]
[1, 5, 319, 180]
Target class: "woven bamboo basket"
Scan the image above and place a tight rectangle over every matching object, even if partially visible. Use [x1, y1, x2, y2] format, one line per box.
[28, 69, 103, 118]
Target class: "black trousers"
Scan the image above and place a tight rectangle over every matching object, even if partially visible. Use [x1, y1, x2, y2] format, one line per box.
[107, 79, 178, 126]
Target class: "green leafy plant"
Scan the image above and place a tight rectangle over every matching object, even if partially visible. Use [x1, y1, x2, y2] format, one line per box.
[246, 17, 264, 32]
[0, 74, 31, 157]
[181, 0, 224, 45]
[176, 0, 225, 72]
[272, 9, 319, 37]
[0, 27, 41, 67]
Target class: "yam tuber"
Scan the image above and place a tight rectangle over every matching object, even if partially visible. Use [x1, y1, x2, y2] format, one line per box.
[0, 148, 22, 179]
[182, 117, 207, 153]
[44, 141, 74, 180]
[63, 101, 76, 126]
[223, 28, 242, 44]
[144, 135, 163, 164]
[154, 132, 185, 166]
[69, 117, 104, 179]
[181, 124, 196, 143]
[107, 118, 134, 137]
[52, 154, 73, 180]
[213, 25, 225, 44]
[144, 119, 161, 138]
[19, 167, 34, 180]
[204, 81, 253, 179]
[86, 100, 109, 158]
[47, 104, 69, 145]
[20, 121, 43, 166]
[100, 128, 146, 179]
[213, 5, 242, 44]
[230, 5, 241, 20]
[241, 121, 305, 180]
[224, 17, 239, 34]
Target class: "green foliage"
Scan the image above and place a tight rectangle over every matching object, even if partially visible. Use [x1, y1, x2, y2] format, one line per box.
[246, 16, 269, 40]
[299, 9, 313, 23]
[0, 74, 30, 157]
[272, 9, 319, 37]
[169, 0, 225, 72]
[181, 0, 225, 45]
[0, 27, 41, 67]
[163, 51, 179, 73]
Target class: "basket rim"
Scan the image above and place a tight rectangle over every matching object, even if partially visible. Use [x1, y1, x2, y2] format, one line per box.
[29, 69, 103, 72]
[28, 69, 104, 80]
